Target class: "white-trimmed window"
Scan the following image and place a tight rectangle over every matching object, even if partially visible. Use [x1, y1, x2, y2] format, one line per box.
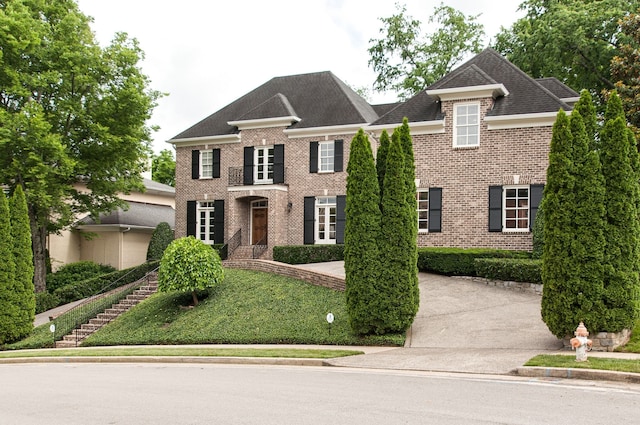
[318, 141, 335, 172]
[417, 190, 429, 232]
[197, 201, 216, 244]
[254, 146, 274, 184]
[315, 196, 336, 244]
[454, 103, 480, 148]
[503, 186, 529, 231]
[200, 150, 213, 178]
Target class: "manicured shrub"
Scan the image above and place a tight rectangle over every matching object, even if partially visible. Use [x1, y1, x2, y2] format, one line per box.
[35, 292, 61, 314]
[158, 236, 224, 306]
[47, 261, 116, 293]
[273, 245, 344, 264]
[474, 258, 542, 283]
[0, 191, 18, 344]
[146, 221, 174, 260]
[417, 247, 529, 276]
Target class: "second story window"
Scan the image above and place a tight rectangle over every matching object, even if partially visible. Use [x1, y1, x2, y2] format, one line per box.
[310, 140, 343, 174]
[454, 103, 480, 148]
[319, 141, 334, 172]
[254, 146, 274, 183]
[200, 150, 213, 178]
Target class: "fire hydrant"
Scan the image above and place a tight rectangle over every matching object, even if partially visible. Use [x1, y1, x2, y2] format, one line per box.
[570, 322, 593, 362]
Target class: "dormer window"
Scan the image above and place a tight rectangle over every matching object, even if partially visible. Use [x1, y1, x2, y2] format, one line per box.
[453, 103, 480, 148]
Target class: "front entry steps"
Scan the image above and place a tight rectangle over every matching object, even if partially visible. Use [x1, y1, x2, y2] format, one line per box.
[55, 280, 158, 348]
[227, 245, 268, 260]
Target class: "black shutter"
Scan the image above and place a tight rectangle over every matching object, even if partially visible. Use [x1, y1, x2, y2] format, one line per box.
[212, 149, 221, 178]
[428, 188, 442, 233]
[186, 201, 196, 236]
[488, 186, 503, 232]
[273, 144, 285, 184]
[303, 196, 315, 244]
[213, 200, 225, 244]
[336, 195, 346, 243]
[243, 147, 253, 186]
[309, 141, 318, 173]
[334, 139, 343, 172]
[191, 150, 200, 179]
[529, 184, 544, 231]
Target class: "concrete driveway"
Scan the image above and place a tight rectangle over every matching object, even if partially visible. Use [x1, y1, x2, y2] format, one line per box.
[299, 261, 563, 374]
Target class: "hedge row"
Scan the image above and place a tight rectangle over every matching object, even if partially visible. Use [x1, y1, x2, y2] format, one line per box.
[474, 258, 542, 283]
[417, 247, 530, 276]
[273, 245, 344, 264]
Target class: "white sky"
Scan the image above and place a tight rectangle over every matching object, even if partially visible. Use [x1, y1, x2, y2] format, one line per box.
[75, 0, 525, 153]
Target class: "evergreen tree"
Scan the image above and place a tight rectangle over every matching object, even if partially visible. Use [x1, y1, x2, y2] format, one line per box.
[146, 222, 174, 261]
[541, 110, 577, 337]
[0, 191, 18, 344]
[531, 203, 544, 259]
[573, 90, 598, 149]
[377, 132, 419, 333]
[376, 129, 390, 206]
[345, 129, 381, 334]
[10, 186, 35, 340]
[600, 92, 640, 331]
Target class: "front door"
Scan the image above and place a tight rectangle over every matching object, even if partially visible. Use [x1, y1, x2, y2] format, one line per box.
[252, 206, 268, 245]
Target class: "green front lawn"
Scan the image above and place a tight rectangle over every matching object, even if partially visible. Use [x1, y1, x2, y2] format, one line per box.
[525, 354, 640, 374]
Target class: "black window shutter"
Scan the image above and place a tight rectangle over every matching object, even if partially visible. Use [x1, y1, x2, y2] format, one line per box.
[303, 196, 315, 245]
[336, 195, 346, 243]
[212, 149, 221, 178]
[529, 184, 544, 231]
[186, 201, 196, 236]
[213, 200, 225, 244]
[273, 144, 285, 184]
[191, 150, 200, 179]
[488, 186, 503, 232]
[334, 140, 343, 172]
[428, 188, 442, 233]
[243, 147, 253, 186]
[309, 141, 318, 173]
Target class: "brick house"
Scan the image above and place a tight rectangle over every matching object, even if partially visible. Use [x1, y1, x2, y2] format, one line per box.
[168, 48, 577, 258]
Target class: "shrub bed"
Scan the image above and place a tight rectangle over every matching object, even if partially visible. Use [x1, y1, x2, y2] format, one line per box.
[46, 261, 116, 293]
[417, 247, 530, 276]
[35, 292, 61, 314]
[273, 245, 344, 264]
[474, 258, 542, 283]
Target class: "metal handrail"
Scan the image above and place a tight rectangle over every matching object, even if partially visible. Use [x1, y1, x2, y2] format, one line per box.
[226, 228, 242, 259]
[252, 235, 268, 259]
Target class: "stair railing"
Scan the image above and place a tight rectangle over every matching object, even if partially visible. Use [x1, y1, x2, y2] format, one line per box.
[252, 235, 268, 259]
[225, 228, 242, 259]
[52, 262, 160, 347]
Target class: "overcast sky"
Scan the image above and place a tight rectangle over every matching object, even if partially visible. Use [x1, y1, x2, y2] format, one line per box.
[75, 0, 524, 154]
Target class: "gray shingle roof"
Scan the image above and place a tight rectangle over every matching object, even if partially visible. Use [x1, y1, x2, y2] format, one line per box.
[535, 77, 580, 100]
[78, 201, 175, 229]
[172, 71, 379, 140]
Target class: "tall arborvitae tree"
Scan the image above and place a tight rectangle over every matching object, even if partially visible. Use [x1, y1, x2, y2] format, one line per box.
[600, 91, 640, 331]
[10, 186, 35, 340]
[567, 108, 607, 332]
[345, 129, 382, 334]
[541, 110, 577, 337]
[377, 131, 419, 334]
[376, 129, 390, 206]
[0, 191, 18, 344]
[573, 90, 598, 149]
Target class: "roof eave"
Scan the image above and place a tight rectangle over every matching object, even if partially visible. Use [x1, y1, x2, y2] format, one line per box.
[284, 123, 365, 139]
[485, 111, 569, 130]
[228, 116, 302, 130]
[366, 120, 445, 136]
[167, 134, 241, 147]
[427, 84, 509, 101]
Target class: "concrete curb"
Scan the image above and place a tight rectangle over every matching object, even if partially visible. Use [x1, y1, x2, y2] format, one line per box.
[515, 366, 640, 384]
[0, 356, 326, 367]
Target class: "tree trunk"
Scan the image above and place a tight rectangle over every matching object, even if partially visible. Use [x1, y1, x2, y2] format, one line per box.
[191, 291, 199, 307]
[29, 212, 47, 293]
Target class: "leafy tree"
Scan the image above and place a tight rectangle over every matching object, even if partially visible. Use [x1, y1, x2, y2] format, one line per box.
[345, 129, 381, 334]
[376, 129, 390, 207]
[368, 2, 484, 100]
[493, 0, 639, 100]
[541, 110, 576, 337]
[0, 191, 18, 344]
[158, 236, 224, 306]
[0, 1, 161, 292]
[377, 128, 419, 334]
[146, 221, 174, 261]
[611, 8, 640, 134]
[152, 149, 176, 187]
[600, 92, 640, 331]
[10, 185, 35, 340]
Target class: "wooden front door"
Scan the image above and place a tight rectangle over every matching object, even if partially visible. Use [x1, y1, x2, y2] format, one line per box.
[252, 207, 268, 244]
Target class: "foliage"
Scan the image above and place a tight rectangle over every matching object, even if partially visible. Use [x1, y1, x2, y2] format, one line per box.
[377, 128, 418, 334]
[80, 269, 404, 347]
[531, 202, 545, 259]
[272, 245, 344, 264]
[525, 354, 640, 373]
[158, 237, 224, 306]
[493, 0, 638, 101]
[344, 129, 382, 334]
[0, 191, 18, 344]
[376, 129, 390, 204]
[0, 1, 161, 291]
[9, 185, 34, 339]
[146, 222, 174, 260]
[35, 292, 61, 315]
[474, 258, 542, 284]
[611, 9, 640, 134]
[368, 3, 484, 100]
[46, 261, 116, 294]
[417, 247, 529, 276]
[151, 149, 176, 187]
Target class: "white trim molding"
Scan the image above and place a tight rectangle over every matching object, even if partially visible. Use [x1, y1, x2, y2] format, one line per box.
[167, 134, 241, 147]
[284, 123, 365, 139]
[366, 120, 445, 136]
[485, 111, 568, 130]
[427, 84, 509, 101]
[228, 115, 301, 130]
